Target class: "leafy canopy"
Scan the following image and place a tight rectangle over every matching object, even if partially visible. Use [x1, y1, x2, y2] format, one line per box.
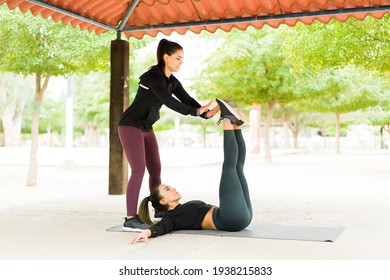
[191, 27, 297, 105]
[281, 15, 390, 73]
[0, 5, 113, 75]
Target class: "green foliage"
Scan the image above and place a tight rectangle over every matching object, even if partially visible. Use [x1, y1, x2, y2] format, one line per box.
[0, 5, 114, 76]
[2, 3, 389, 147]
[293, 66, 382, 114]
[22, 88, 65, 135]
[325, 123, 349, 137]
[190, 27, 297, 107]
[0, 4, 151, 143]
[72, 73, 110, 136]
[366, 77, 390, 127]
[281, 15, 390, 72]
[368, 112, 390, 127]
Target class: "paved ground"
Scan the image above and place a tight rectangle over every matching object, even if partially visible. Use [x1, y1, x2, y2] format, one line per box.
[0, 147, 390, 261]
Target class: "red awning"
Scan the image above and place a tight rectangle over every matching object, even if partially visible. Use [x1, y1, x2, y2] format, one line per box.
[1, 0, 389, 39]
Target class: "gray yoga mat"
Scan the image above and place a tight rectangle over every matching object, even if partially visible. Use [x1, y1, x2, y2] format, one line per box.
[106, 223, 345, 242]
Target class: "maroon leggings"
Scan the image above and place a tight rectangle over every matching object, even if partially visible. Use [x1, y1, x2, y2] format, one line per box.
[118, 126, 161, 216]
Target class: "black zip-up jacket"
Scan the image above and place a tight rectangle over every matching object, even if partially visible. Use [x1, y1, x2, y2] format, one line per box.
[119, 68, 204, 132]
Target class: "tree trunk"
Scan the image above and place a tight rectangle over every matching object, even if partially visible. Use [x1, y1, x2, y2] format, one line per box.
[2, 105, 23, 146]
[335, 112, 341, 154]
[282, 112, 291, 149]
[109, 39, 129, 195]
[250, 103, 261, 153]
[379, 126, 385, 149]
[264, 101, 276, 164]
[293, 133, 298, 149]
[289, 114, 302, 149]
[0, 74, 26, 147]
[85, 123, 101, 147]
[26, 73, 51, 187]
[292, 120, 299, 149]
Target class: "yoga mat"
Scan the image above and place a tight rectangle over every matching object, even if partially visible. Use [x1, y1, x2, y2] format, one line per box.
[106, 223, 345, 242]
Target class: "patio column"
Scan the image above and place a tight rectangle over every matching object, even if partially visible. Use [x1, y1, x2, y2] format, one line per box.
[109, 38, 129, 195]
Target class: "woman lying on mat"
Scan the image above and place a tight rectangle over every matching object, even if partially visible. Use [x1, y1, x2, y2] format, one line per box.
[130, 99, 252, 244]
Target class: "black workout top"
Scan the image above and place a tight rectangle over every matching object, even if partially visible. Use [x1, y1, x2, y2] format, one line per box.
[149, 200, 214, 238]
[119, 68, 202, 132]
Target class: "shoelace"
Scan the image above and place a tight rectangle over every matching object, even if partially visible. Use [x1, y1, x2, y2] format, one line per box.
[216, 117, 224, 125]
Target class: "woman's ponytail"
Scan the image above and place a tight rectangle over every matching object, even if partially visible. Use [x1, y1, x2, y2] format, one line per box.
[137, 184, 169, 225]
[138, 196, 153, 225]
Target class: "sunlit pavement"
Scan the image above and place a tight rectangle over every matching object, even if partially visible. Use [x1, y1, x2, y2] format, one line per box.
[0, 147, 390, 260]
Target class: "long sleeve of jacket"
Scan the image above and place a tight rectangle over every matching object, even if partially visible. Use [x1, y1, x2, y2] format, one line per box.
[149, 216, 176, 238]
[119, 69, 209, 131]
[143, 71, 199, 116]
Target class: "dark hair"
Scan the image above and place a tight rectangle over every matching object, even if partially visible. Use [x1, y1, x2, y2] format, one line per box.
[138, 184, 169, 225]
[149, 39, 183, 71]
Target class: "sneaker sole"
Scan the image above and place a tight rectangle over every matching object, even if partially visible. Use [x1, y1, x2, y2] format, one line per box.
[224, 100, 247, 121]
[216, 98, 244, 125]
[122, 226, 148, 233]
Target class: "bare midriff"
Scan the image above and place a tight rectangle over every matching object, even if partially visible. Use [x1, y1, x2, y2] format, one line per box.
[201, 207, 217, 230]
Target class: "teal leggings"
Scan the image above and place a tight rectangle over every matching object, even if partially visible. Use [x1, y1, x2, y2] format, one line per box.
[212, 129, 252, 231]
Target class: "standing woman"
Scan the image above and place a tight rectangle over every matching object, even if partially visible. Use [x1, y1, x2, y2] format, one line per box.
[118, 39, 219, 231]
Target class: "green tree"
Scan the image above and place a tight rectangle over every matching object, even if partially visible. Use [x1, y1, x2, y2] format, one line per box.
[366, 74, 390, 148]
[0, 73, 34, 146]
[192, 27, 297, 163]
[0, 6, 113, 186]
[72, 73, 110, 146]
[22, 89, 67, 146]
[295, 66, 382, 153]
[273, 104, 306, 149]
[282, 15, 390, 73]
[281, 16, 389, 150]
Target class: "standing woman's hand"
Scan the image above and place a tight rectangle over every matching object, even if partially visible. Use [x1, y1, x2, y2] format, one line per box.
[198, 100, 213, 115]
[206, 105, 220, 118]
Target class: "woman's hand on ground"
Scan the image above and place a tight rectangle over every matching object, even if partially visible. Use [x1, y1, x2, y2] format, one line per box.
[129, 229, 151, 245]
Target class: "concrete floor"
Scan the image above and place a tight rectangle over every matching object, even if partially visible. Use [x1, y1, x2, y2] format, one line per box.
[1, 147, 389, 278]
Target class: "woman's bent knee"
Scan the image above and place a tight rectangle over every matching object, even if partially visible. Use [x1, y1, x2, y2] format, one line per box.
[212, 207, 252, 232]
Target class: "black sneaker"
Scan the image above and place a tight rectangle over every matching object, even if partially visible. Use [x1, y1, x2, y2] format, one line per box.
[216, 98, 245, 126]
[224, 100, 247, 121]
[122, 215, 150, 232]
